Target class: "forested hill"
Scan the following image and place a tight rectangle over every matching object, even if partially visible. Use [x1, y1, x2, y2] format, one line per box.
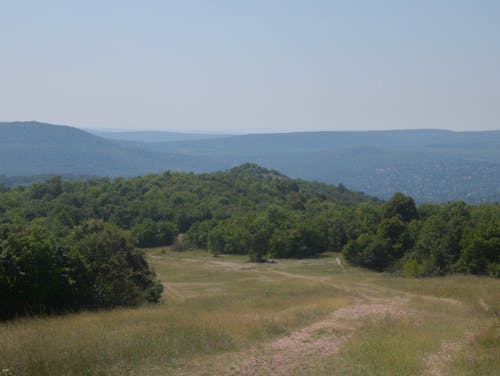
[0, 121, 198, 176]
[0, 163, 376, 238]
[1, 164, 498, 319]
[0, 162, 376, 258]
[0, 164, 374, 318]
[2, 121, 500, 203]
[145, 130, 500, 203]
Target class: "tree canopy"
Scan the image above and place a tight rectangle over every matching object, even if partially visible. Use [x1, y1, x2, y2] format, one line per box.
[0, 165, 498, 319]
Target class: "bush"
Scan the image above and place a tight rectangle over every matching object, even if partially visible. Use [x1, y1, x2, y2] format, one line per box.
[131, 219, 178, 247]
[70, 219, 163, 307]
[0, 219, 163, 320]
[343, 234, 392, 271]
[269, 222, 327, 259]
[0, 225, 74, 318]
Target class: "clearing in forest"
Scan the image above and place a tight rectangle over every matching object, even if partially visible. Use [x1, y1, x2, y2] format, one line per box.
[0, 249, 498, 376]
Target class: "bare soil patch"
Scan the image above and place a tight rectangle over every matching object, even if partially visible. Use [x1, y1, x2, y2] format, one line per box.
[226, 298, 412, 376]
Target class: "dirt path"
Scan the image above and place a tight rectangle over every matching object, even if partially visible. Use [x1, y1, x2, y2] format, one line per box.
[221, 267, 466, 376]
[162, 282, 185, 301]
[420, 325, 486, 376]
[421, 338, 467, 376]
[151, 255, 476, 376]
[226, 299, 410, 376]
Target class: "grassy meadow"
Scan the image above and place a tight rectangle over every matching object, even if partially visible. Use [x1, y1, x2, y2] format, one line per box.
[0, 248, 498, 375]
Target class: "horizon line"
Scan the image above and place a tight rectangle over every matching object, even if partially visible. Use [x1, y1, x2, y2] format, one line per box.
[2, 120, 499, 134]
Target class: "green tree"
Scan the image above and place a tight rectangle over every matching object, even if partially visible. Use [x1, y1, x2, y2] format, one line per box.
[0, 225, 73, 319]
[383, 193, 418, 222]
[248, 215, 273, 262]
[377, 216, 413, 261]
[269, 220, 327, 259]
[343, 233, 391, 271]
[207, 225, 226, 257]
[455, 205, 500, 276]
[352, 202, 382, 237]
[70, 219, 163, 307]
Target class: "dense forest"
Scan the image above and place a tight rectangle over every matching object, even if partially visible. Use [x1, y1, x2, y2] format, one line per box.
[0, 164, 498, 320]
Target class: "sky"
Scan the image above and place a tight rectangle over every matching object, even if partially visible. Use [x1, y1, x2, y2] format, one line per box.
[1, 1, 499, 133]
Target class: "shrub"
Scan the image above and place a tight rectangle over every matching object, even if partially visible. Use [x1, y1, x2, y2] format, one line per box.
[0, 219, 163, 320]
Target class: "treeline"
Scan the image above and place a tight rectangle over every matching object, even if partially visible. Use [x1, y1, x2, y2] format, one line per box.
[0, 163, 373, 248]
[0, 173, 95, 189]
[0, 164, 498, 318]
[343, 193, 499, 277]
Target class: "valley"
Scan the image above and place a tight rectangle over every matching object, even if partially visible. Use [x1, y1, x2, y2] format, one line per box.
[1, 122, 499, 203]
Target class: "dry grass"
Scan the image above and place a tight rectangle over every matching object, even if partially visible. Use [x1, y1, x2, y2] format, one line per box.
[0, 248, 498, 375]
[448, 322, 500, 376]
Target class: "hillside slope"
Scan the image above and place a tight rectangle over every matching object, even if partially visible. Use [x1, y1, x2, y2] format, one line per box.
[85, 129, 232, 143]
[1, 122, 499, 203]
[146, 130, 500, 202]
[0, 121, 194, 176]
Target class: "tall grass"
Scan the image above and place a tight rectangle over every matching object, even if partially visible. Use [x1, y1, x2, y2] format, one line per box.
[312, 317, 437, 376]
[449, 322, 500, 376]
[0, 249, 350, 375]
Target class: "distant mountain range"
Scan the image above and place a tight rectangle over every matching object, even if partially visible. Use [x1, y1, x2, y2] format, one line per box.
[84, 129, 232, 143]
[1, 121, 499, 203]
[0, 121, 204, 177]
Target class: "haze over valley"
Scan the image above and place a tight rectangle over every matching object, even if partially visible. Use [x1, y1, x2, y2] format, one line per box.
[1, 121, 499, 203]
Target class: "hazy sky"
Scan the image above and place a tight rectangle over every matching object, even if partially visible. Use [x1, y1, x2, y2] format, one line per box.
[1, 1, 499, 133]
